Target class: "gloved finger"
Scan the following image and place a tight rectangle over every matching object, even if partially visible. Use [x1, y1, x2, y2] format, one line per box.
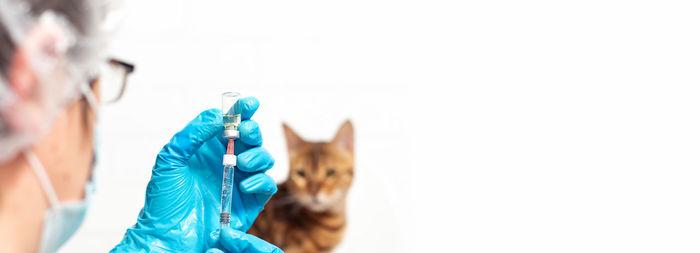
[220, 227, 283, 253]
[219, 120, 263, 147]
[209, 229, 223, 249]
[239, 97, 260, 120]
[155, 109, 222, 172]
[241, 173, 277, 194]
[216, 97, 260, 145]
[241, 174, 278, 205]
[238, 120, 263, 146]
[237, 147, 275, 173]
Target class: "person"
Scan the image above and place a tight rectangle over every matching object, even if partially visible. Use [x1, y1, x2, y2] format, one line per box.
[0, 0, 281, 252]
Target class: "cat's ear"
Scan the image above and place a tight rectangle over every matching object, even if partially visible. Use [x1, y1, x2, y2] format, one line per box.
[283, 123, 306, 150]
[331, 120, 354, 154]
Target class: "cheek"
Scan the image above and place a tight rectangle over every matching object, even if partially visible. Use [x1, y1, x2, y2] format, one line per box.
[291, 175, 307, 187]
[289, 177, 309, 194]
[41, 101, 94, 201]
[92, 80, 102, 102]
[320, 176, 349, 195]
[289, 183, 313, 204]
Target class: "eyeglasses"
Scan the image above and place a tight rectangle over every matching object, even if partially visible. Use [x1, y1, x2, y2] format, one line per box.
[90, 58, 135, 104]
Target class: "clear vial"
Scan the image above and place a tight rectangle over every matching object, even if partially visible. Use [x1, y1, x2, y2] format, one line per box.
[222, 92, 242, 138]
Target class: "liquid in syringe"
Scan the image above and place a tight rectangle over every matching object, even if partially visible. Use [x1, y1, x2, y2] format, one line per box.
[220, 138, 235, 228]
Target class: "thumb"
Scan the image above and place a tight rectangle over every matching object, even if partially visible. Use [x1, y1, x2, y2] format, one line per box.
[220, 227, 283, 253]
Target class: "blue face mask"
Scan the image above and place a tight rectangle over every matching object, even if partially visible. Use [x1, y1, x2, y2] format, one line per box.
[24, 83, 101, 253]
[24, 151, 96, 253]
[38, 182, 95, 253]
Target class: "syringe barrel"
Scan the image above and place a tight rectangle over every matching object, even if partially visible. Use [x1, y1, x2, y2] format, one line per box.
[220, 163, 235, 227]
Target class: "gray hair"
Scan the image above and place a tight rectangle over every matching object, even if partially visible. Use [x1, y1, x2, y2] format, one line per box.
[0, 0, 115, 162]
[1, 0, 96, 73]
[0, 13, 13, 76]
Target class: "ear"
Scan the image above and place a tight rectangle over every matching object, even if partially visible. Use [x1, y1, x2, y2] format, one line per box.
[3, 47, 42, 132]
[331, 120, 353, 154]
[282, 123, 306, 151]
[7, 47, 38, 100]
[8, 21, 65, 98]
[4, 23, 68, 132]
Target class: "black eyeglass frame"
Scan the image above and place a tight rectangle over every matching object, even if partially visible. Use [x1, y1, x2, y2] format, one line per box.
[88, 58, 135, 104]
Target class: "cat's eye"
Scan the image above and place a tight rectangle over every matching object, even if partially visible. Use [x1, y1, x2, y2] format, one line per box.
[326, 169, 336, 177]
[296, 170, 306, 177]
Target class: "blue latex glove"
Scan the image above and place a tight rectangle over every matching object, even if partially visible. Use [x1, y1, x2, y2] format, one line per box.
[205, 227, 282, 253]
[111, 97, 278, 252]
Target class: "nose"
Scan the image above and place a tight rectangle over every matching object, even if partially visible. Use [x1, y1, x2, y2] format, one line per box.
[310, 184, 321, 196]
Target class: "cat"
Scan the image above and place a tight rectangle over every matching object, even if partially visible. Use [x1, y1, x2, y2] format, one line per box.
[248, 120, 354, 253]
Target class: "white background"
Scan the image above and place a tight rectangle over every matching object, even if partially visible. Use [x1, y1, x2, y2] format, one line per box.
[61, 0, 700, 252]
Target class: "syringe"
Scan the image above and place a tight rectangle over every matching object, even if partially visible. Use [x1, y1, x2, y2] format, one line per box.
[220, 138, 236, 228]
[220, 92, 242, 228]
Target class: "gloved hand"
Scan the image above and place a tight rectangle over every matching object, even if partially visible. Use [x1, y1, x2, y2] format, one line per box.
[205, 227, 282, 253]
[111, 97, 278, 253]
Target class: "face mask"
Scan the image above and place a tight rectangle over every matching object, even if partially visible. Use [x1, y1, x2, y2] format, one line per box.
[23, 84, 101, 253]
[24, 151, 95, 253]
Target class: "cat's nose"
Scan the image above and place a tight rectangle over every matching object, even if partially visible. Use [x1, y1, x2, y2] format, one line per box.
[310, 185, 321, 195]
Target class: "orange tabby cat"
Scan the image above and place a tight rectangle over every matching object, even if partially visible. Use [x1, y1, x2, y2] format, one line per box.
[249, 120, 354, 253]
